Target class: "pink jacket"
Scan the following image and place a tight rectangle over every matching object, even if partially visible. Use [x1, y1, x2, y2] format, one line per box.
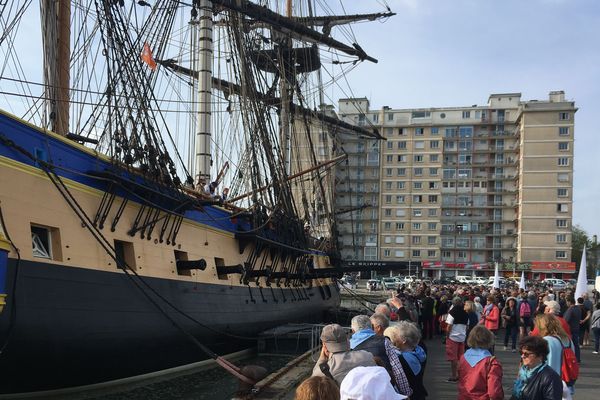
[458, 354, 504, 400]
[481, 304, 499, 331]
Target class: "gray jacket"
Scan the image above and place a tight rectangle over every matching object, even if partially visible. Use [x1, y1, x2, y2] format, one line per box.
[312, 350, 376, 385]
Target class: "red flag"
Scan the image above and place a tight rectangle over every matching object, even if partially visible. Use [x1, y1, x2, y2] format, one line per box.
[141, 42, 157, 70]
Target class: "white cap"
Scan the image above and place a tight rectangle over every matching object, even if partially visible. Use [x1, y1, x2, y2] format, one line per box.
[340, 366, 407, 400]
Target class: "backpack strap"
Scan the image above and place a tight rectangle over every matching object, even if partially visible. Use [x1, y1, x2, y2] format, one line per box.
[319, 362, 338, 385]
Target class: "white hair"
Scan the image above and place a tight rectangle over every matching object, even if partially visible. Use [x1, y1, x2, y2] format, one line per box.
[375, 303, 391, 317]
[351, 315, 372, 333]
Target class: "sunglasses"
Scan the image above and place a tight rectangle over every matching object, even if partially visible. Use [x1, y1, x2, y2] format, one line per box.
[520, 351, 535, 359]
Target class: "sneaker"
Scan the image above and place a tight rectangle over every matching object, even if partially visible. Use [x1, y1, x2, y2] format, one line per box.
[593, 351, 599, 354]
[503, 346, 508, 351]
[512, 349, 516, 353]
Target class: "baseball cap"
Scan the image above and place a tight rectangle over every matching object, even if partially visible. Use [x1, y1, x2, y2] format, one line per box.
[320, 324, 349, 353]
[340, 366, 407, 400]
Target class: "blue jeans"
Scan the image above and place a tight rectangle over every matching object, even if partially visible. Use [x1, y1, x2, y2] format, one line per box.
[571, 331, 581, 362]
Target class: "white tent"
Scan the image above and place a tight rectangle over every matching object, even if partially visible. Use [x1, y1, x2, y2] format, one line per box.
[492, 262, 500, 289]
[519, 270, 526, 290]
[575, 245, 588, 300]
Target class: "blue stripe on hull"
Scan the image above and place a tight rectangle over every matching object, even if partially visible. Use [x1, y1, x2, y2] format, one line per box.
[0, 259, 339, 394]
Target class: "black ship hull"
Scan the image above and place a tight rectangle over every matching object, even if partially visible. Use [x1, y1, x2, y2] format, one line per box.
[0, 258, 340, 394]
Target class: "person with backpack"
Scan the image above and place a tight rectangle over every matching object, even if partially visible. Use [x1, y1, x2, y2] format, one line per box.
[518, 293, 533, 338]
[533, 314, 578, 396]
[458, 325, 504, 400]
[563, 297, 581, 363]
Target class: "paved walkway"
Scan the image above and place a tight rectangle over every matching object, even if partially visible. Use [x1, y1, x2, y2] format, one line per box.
[424, 331, 599, 400]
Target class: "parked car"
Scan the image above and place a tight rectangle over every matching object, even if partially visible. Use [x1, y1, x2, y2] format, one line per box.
[366, 279, 380, 291]
[542, 278, 567, 289]
[401, 275, 417, 284]
[381, 277, 400, 290]
[473, 276, 488, 285]
[566, 279, 577, 287]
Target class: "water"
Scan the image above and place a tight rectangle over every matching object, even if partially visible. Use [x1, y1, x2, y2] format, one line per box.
[88, 354, 294, 400]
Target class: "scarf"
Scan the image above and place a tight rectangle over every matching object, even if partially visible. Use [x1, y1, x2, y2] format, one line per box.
[464, 348, 492, 367]
[483, 303, 494, 316]
[513, 362, 546, 399]
[396, 345, 427, 375]
[350, 329, 375, 349]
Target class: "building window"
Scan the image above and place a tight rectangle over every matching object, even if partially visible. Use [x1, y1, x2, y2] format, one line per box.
[556, 251, 567, 259]
[429, 154, 439, 162]
[557, 188, 568, 197]
[385, 209, 392, 217]
[557, 173, 569, 182]
[413, 223, 422, 230]
[384, 127, 394, 136]
[413, 182, 422, 189]
[412, 236, 421, 244]
[412, 111, 431, 119]
[396, 222, 405, 230]
[386, 155, 393, 163]
[395, 250, 405, 258]
[412, 250, 421, 258]
[556, 219, 568, 228]
[428, 222, 437, 230]
[415, 141, 425, 149]
[397, 168, 406, 176]
[396, 209, 406, 217]
[397, 181, 406, 189]
[428, 236, 436, 245]
[387, 141, 393, 149]
[398, 155, 407, 162]
[558, 157, 569, 166]
[457, 251, 467, 259]
[414, 167, 423, 176]
[385, 182, 392, 190]
[398, 141, 407, 149]
[384, 249, 391, 257]
[429, 181, 438, 189]
[557, 203, 569, 212]
[399, 128, 406, 136]
[428, 195, 438, 203]
[428, 208, 437, 216]
[415, 128, 425, 136]
[413, 195, 423, 203]
[396, 236, 405, 244]
[430, 140, 439, 149]
[384, 222, 392, 230]
[556, 234, 567, 243]
[559, 112, 570, 121]
[558, 142, 569, 151]
[559, 127, 569, 136]
[388, 113, 394, 121]
[384, 236, 392, 244]
[396, 195, 405, 204]
[431, 127, 439, 135]
[386, 168, 393, 176]
[414, 155, 423, 162]
[427, 250, 436, 258]
[385, 195, 392, 204]
[413, 209, 422, 217]
[429, 168, 438, 176]
[462, 111, 471, 119]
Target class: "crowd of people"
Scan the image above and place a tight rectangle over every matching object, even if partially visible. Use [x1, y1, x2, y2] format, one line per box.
[288, 281, 600, 400]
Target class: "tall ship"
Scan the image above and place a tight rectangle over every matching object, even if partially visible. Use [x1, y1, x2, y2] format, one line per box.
[0, 0, 391, 394]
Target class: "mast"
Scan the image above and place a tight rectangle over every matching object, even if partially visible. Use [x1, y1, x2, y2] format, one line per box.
[279, 0, 293, 174]
[42, 0, 70, 136]
[194, 0, 213, 185]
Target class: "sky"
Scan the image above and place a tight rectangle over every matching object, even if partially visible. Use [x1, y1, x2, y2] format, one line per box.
[323, 0, 600, 237]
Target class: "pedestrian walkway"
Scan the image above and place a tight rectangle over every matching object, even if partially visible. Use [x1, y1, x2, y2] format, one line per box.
[424, 332, 600, 400]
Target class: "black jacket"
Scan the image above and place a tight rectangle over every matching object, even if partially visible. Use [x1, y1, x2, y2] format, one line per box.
[511, 365, 562, 400]
[353, 334, 391, 371]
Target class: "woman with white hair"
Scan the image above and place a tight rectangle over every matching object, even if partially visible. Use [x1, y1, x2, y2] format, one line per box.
[385, 322, 428, 400]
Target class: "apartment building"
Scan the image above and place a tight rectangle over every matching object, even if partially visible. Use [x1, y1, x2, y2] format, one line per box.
[335, 91, 576, 279]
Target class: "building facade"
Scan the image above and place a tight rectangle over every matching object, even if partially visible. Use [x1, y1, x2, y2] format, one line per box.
[335, 91, 576, 279]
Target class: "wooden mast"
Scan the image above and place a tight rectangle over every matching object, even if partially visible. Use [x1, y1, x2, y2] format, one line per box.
[47, 0, 71, 136]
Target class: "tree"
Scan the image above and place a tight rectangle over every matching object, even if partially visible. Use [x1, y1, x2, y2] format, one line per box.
[571, 225, 598, 277]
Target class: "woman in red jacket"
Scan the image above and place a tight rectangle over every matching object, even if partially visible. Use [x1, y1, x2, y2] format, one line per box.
[458, 325, 504, 400]
[481, 296, 500, 334]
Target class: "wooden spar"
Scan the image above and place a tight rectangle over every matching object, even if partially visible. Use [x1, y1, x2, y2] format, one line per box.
[226, 154, 346, 204]
[53, 0, 71, 136]
[214, 161, 229, 184]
